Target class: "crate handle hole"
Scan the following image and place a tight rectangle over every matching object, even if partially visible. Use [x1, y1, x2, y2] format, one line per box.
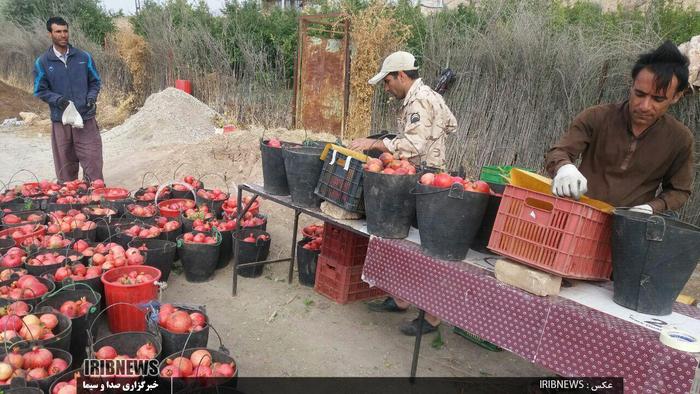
[524, 198, 553, 212]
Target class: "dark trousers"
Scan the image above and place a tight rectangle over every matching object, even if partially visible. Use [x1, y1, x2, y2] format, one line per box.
[51, 117, 103, 183]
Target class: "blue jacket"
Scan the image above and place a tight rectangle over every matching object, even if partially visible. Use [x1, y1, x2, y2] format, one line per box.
[33, 45, 101, 122]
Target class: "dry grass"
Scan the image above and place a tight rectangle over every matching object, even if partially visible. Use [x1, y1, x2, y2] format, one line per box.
[344, 1, 411, 139]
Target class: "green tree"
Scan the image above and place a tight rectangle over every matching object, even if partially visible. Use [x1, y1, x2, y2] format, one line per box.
[1, 0, 115, 45]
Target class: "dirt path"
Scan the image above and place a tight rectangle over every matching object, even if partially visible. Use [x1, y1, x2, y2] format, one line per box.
[0, 126, 554, 378]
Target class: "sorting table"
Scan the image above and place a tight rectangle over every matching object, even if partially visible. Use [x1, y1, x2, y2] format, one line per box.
[234, 183, 700, 393]
[362, 237, 700, 394]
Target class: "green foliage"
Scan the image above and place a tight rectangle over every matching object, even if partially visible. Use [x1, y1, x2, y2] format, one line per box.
[0, 0, 115, 45]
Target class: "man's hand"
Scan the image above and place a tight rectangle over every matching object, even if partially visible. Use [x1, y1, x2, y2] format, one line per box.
[86, 98, 96, 110]
[57, 97, 70, 111]
[349, 138, 385, 153]
[552, 164, 588, 200]
[629, 204, 653, 215]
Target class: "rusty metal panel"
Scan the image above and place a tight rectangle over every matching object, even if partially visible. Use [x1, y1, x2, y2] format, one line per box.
[293, 16, 350, 137]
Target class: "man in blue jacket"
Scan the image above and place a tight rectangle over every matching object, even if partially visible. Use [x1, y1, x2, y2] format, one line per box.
[33, 16, 103, 183]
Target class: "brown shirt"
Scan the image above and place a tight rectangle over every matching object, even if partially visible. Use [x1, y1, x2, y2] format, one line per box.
[545, 101, 695, 212]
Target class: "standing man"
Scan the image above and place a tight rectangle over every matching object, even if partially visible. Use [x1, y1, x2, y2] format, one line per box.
[349, 51, 457, 170]
[34, 16, 103, 183]
[546, 41, 694, 214]
[350, 51, 457, 336]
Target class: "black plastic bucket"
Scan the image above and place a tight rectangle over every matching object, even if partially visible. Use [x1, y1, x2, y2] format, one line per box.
[471, 193, 503, 253]
[0, 238, 14, 255]
[128, 238, 177, 282]
[91, 330, 162, 360]
[296, 238, 319, 287]
[0, 347, 72, 393]
[95, 217, 132, 242]
[3, 377, 44, 393]
[611, 210, 700, 316]
[35, 283, 102, 368]
[261, 139, 291, 195]
[0, 276, 56, 308]
[413, 183, 489, 260]
[177, 233, 221, 282]
[100, 198, 134, 217]
[233, 229, 270, 278]
[24, 249, 83, 276]
[282, 146, 324, 207]
[46, 202, 88, 213]
[1, 306, 73, 353]
[48, 368, 82, 394]
[215, 229, 233, 269]
[153, 304, 210, 359]
[363, 171, 419, 238]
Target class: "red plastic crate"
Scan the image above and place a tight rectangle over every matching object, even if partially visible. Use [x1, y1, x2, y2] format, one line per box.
[314, 255, 385, 304]
[487, 185, 612, 280]
[320, 222, 368, 266]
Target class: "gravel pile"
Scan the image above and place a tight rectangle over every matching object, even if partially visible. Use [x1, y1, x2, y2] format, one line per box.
[103, 87, 218, 147]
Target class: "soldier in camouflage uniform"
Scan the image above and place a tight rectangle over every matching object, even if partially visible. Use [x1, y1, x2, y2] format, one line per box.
[351, 52, 456, 336]
[350, 51, 457, 171]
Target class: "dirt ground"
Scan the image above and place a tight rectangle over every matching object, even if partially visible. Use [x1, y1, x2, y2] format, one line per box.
[3, 85, 698, 379]
[0, 122, 555, 378]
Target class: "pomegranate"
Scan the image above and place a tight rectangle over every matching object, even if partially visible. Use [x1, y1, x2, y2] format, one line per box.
[3, 348, 23, 369]
[22, 346, 53, 369]
[165, 311, 193, 334]
[136, 342, 157, 360]
[40, 313, 58, 329]
[189, 349, 212, 368]
[170, 356, 193, 376]
[95, 346, 117, 360]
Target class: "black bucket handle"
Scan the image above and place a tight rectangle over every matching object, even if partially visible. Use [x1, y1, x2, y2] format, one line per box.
[172, 162, 202, 184]
[199, 173, 231, 196]
[177, 321, 228, 360]
[86, 301, 160, 357]
[409, 182, 465, 200]
[615, 208, 677, 242]
[6, 169, 40, 191]
[40, 280, 100, 316]
[155, 181, 199, 208]
[140, 171, 163, 190]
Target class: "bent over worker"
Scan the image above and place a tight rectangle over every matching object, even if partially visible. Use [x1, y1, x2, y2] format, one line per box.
[546, 41, 695, 214]
[33, 16, 103, 183]
[350, 51, 457, 336]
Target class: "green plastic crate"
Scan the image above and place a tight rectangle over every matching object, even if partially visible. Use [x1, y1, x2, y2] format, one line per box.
[479, 166, 534, 185]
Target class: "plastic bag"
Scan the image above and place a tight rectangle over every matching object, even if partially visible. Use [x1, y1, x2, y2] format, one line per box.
[61, 100, 84, 128]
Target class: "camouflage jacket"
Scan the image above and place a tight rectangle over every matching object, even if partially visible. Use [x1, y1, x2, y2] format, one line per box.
[383, 78, 458, 169]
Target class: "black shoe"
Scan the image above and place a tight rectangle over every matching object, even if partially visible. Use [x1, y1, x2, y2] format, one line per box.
[367, 297, 408, 313]
[400, 317, 439, 336]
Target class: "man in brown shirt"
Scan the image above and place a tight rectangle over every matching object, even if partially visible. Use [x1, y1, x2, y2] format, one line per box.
[546, 41, 694, 214]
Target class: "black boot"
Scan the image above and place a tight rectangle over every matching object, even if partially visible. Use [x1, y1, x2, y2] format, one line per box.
[367, 297, 408, 313]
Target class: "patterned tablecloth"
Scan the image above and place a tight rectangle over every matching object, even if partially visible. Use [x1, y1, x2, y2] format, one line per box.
[362, 237, 700, 394]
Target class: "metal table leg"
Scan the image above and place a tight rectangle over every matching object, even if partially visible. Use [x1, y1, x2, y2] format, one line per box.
[410, 309, 426, 381]
[288, 210, 301, 284]
[232, 188, 258, 296]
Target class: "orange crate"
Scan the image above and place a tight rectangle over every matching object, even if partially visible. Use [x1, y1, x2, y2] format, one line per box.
[314, 255, 385, 304]
[487, 185, 612, 280]
[320, 222, 368, 266]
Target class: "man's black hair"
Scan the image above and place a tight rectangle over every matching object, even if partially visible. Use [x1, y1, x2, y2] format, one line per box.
[388, 70, 419, 80]
[46, 17, 68, 32]
[632, 40, 689, 94]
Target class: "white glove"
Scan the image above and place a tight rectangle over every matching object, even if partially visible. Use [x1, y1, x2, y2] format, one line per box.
[552, 164, 588, 200]
[629, 204, 653, 215]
